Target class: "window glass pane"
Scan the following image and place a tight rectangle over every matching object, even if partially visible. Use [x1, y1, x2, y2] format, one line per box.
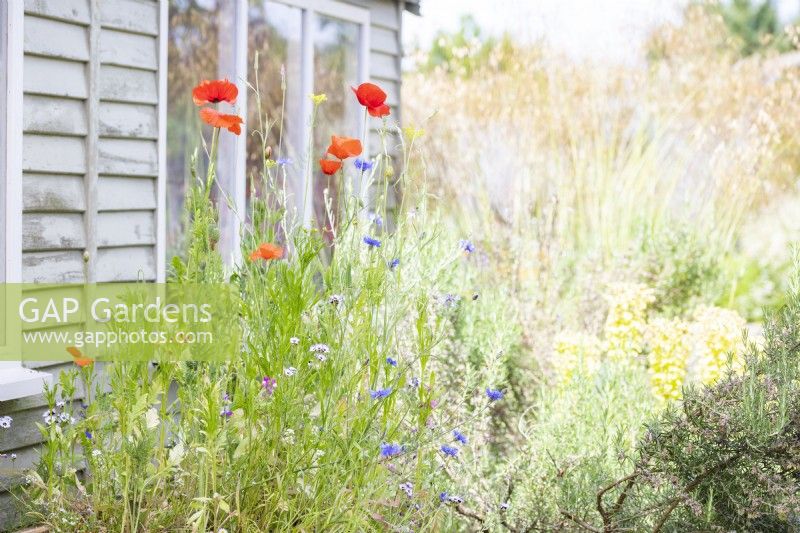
[247, 1, 303, 214]
[313, 15, 361, 235]
[167, 0, 237, 261]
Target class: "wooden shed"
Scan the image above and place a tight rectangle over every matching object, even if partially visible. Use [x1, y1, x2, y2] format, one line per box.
[0, 0, 418, 528]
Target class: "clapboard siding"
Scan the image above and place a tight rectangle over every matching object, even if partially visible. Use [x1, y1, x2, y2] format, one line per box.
[23, 15, 90, 61]
[99, 65, 158, 104]
[98, 176, 156, 210]
[99, 28, 158, 70]
[371, 25, 399, 55]
[98, 138, 158, 176]
[23, 95, 88, 136]
[96, 246, 156, 281]
[22, 55, 88, 99]
[22, 213, 86, 251]
[22, 134, 87, 174]
[23, 0, 91, 25]
[98, 211, 156, 247]
[99, 102, 158, 139]
[100, 0, 159, 36]
[22, 251, 85, 283]
[23, 174, 87, 212]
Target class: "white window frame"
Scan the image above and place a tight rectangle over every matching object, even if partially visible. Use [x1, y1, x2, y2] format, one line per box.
[0, 1, 51, 400]
[214, 0, 370, 264]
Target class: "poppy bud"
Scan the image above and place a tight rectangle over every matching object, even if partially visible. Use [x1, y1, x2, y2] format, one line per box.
[264, 146, 272, 159]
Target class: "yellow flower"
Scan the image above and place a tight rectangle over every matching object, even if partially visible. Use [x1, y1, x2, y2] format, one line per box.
[687, 305, 746, 385]
[602, 282, 655, 363]
[646, 317, 690, 402]
[552, 331, 602, 383]
[311, 93, 327, 105]
[403, 125, 425, 141]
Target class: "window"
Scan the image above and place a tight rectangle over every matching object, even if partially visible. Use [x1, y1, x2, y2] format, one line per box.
[166, 0, 369, 266]
[0, 0, 51, 399]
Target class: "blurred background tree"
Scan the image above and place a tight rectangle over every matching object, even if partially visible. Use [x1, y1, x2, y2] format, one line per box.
[717, 0, 795, 55]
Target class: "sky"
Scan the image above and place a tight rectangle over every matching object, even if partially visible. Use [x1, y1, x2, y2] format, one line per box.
[402, 0, 800, 65]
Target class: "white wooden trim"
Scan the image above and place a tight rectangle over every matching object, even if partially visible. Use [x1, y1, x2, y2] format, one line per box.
[84, 0, 101, 282]
[155, 0, 167, 282]
[0, 3, 51, 398]
[300, 7, 315, 229]
[4, 0, 22, 284]
[231, 0, 248, 266]
[274, 0, 369, 24]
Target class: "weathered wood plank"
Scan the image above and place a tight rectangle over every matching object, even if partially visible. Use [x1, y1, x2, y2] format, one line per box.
[23, 15, 89, 61]
[369, 51, 399, 83]
[98, 138, 157, 176]
[98, 65, 157, 104]
[99, 0, 159, 36]
[23, 174, 86, 212]
[370, 26, 399, 55]
[99, 28, 158, 70]
[370, 76, 399, 106]
[22, 213, 85, 251]
[22, 251, 85, 283]
[22, 135, 86, 174]
[98, 176, 156, 210]
[369, 0, 400, 30]
[23, 56, 88, 99]
[23, 95, 88, 136]
[23, 0, 90, 25]
[99, 102, 157, 139]
[96, 246, 156, 281]
[97, 211, 155, 247]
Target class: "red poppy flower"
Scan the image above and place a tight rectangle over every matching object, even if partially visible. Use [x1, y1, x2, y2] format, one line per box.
[249, 242, 284, 261]
[352, 83, 387, 109]
[319, 158, 342, 175]
[192, 79, 238, 106]
[367, 104, 391, 118]
[326, 135, 362, 160]
[199, 107, 243, 135]
[67, 346, 94, 368]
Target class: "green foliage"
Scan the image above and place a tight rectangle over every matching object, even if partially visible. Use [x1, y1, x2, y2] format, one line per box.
[717, 0, 793, 56]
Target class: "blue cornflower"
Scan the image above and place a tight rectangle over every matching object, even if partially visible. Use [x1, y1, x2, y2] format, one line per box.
[276, 157, 292, 166]
[459, 239, 476, 254]
[363, 235, 381, 248]
[380, 442, 403, 458]
[354, 158, 374, 171]
[370, 387, 393, 400]
[439, 492, 449, 503]
[441, 445, 459, 457]
[386, 357, 398, 367]
[453, 430, 468, 445]
[388, 258, 400, 269]
[84, 430, 93, 440]
[220, 407, 233, 417]
[486, 388, 504, 402]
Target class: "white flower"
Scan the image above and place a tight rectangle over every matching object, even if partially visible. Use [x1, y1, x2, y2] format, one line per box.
[310, 343, 330, 354]
[281, 428, 295, 445]
[284, 367, 297, 376]
[0, 416, 12, 429]
[58, 412, 70, 424]
[328, 294, 344, 306]
[399, 481, 413, 498]
[10, 453, 16, 460]
[91, 449, 102, 457]
[55, 400, 66, 408]
[290, 337, 300, 345]
[145, 408, 160, 430]
[168, 442, 185, 466]
[315, 353, 327, 362]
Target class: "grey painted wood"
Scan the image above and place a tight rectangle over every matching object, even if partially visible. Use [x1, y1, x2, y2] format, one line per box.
[97, 211, 156, 247]
[22, 213, 86, 251]
[96, 246, 156, 281]
[98, 138, 158, 176]
[99, 28, 158, 71]
[23, 15, 90, 61]
[23, 0, 90, 25]
[23, 174, 87, 212]
[23, 95, 88, 136]
[22, 135, 86, 174]
[98, 64, 158, 104]
[22, 56, 88, 99]
[99, 0, 159, 36]
[370, 50, 398, 81]
[371, 25, 399, 55]
[98, 176, 156, 210]
[99, 101, 157, 139]
[22, 251, 85, 283]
